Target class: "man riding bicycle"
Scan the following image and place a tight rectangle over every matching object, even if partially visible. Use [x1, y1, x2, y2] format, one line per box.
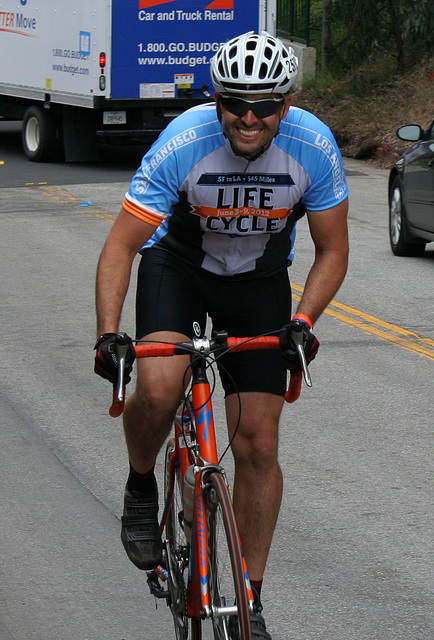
[95, 31, 349, 640]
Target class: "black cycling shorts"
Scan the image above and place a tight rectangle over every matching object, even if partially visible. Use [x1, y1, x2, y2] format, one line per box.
[135, 247, 291, 397]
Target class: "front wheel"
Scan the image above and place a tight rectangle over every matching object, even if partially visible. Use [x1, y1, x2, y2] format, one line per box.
[389, 176, 426, 256]
[164, 440, 189, 640]
[205, 472, 251, 640]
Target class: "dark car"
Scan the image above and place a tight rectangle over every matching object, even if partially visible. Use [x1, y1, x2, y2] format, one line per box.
[388, 120, 434, 256]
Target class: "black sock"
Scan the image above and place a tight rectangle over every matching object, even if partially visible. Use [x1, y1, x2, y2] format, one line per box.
[251, 580, 263, 604]
[127, 464, 157, 495]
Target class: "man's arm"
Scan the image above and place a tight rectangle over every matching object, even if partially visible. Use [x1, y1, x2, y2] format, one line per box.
[295, 198, 349, 325]
[95, 206, 158, 337]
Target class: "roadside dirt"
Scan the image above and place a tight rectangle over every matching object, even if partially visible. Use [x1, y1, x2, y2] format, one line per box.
[293, 58, 434, 169]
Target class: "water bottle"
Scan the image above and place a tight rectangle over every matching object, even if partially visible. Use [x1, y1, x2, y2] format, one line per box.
[183, 465, 195, 544]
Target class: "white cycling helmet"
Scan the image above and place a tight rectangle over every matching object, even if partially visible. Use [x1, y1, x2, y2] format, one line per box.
[210, 31, 298, 95]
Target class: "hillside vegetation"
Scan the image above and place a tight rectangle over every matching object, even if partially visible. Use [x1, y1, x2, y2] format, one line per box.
[293, 55, 434, 167]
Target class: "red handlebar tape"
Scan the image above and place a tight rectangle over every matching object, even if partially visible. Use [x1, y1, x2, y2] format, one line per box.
[285, 371, 303, 403]
[135, 343, 176, 357]
[109, 386, 125, 417]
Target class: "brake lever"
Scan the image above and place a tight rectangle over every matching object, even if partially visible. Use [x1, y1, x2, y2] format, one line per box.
[289, 325, 313, 388]
[108, 334, 131, 418]
[114, 333, 130, 403]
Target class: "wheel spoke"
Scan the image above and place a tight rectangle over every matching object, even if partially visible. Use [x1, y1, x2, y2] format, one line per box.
[390, 187, 401, 245]
[388, 176, 426, 256]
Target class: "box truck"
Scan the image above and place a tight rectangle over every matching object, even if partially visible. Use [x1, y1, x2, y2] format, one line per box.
[0, 0, 276, 161]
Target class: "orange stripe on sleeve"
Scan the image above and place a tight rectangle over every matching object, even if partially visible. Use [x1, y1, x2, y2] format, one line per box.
[123, 198, 164, 227]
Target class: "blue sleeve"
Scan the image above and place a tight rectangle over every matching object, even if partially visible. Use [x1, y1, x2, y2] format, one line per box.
[278, 108, 349, 211]
[127, 104, 222, 215]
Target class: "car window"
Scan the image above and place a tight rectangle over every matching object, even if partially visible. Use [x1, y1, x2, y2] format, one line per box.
[429, 121, 434, 141]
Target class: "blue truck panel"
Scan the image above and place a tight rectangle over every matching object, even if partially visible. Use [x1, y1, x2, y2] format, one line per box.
[111, 0, 261, 99]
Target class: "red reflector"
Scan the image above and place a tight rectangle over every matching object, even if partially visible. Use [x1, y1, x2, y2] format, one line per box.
[99, 52, 106, 68]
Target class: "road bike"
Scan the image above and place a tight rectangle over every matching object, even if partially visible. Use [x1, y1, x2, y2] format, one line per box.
[108, 326, 311, 639]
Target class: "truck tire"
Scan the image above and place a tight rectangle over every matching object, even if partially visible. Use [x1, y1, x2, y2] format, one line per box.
[22, 106, 58, 162]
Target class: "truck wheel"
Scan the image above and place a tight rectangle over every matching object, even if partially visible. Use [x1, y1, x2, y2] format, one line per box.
[22, 106, 58, 162]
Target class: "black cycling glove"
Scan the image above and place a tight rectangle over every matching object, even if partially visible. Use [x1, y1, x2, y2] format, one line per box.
[280, 320, 320, 372]
[94, 332, 135, 384]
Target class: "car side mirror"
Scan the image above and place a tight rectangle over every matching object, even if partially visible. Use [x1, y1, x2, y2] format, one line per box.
[396, 124, 423, 142]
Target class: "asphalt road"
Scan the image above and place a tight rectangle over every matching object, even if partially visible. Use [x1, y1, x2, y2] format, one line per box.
[0, 120, 144, 187]
[1, 123, 433, 640]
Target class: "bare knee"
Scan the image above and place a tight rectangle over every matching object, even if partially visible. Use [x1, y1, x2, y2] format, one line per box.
[129, 346, 189, 421]
[231, 420, 279, 472]
[130, 383, 180, 423]
[227, 392, 283, 472]
[122, 382, 182, 468]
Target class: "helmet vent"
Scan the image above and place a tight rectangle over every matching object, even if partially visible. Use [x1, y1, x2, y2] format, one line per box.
[245, 56, 254, 75]
[259, 62, 268, 79]
[273, 63, 283, 78]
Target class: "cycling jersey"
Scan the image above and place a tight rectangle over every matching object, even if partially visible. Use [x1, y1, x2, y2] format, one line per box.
[124, 102, 349, 278]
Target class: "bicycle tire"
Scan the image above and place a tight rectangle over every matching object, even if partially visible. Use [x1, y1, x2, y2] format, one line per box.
[205, 472, 251, 640]
[164, 440, 189, 640]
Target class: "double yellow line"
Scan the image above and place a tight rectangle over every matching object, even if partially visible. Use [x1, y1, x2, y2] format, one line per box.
[292, 284, 434, 361]
[33, 184, 117, 224]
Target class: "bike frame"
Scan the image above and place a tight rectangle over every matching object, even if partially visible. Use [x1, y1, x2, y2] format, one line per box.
[160, 348, 254, 621]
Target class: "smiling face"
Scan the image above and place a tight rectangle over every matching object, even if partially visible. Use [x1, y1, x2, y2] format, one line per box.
[216, 92, 291, 160]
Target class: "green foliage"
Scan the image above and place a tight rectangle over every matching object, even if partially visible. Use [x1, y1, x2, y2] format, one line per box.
[292, 0, 434, 72]
[399, 0, 434, 46]
[301, 69, 335, 92]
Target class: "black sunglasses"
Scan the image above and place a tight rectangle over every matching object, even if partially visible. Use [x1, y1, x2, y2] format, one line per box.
[219, 94, 285, 119]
